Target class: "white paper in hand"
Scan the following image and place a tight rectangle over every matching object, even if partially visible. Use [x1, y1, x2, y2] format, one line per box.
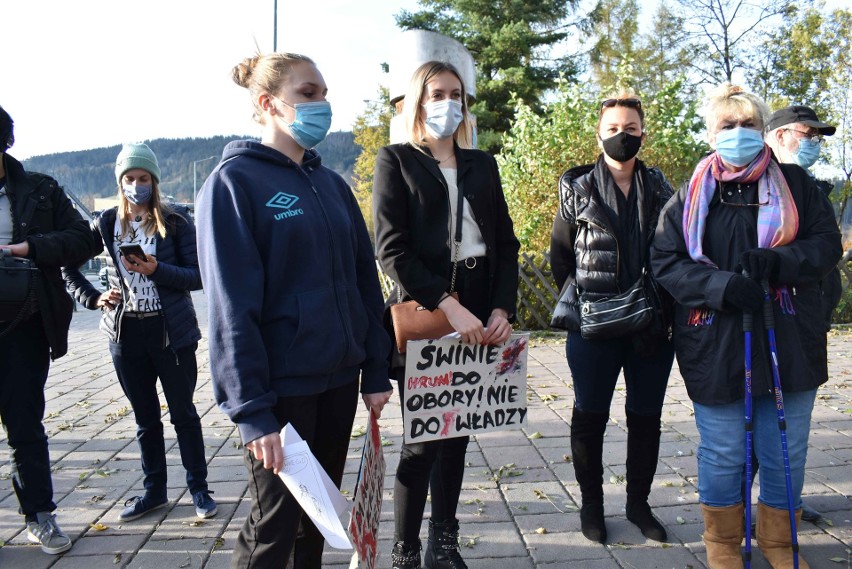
[278, 423, 352, 549]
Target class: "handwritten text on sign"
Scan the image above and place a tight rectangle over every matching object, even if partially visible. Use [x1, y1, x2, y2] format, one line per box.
[403, 334, 529, 443]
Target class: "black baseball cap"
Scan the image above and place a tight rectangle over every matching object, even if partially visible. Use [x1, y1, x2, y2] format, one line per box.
[767, 105, 836, 136]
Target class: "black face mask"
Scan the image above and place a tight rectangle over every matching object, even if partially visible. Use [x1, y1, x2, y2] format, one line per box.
[601, 131, 642, 162]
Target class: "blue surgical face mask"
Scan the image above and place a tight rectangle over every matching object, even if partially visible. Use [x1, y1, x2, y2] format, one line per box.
[278, 100, 333, 149]
[123, 183, 152, 205]
[423, 99, 464, 140]
[714, 127, 765, 167]
[792, 138, 821, 169]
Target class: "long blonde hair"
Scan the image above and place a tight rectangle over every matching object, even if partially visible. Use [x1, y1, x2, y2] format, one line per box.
[401, 61, 474, 149]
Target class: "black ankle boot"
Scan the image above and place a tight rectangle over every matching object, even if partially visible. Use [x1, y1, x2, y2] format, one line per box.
[424, 519, 467, 569]
[571, 407, 609, 543]
[392, 540, 422, 569]
[625, 410, 667, 542]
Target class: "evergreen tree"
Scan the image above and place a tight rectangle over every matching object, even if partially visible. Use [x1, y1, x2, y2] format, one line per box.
[588, 0, 640, 91]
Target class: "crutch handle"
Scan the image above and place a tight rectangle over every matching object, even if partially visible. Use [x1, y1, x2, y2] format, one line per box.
[761, 279, 775, 330]
[742, 269, 754, 332]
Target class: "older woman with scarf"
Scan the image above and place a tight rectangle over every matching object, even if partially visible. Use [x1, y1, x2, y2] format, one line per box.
[650, 83, 841, 569]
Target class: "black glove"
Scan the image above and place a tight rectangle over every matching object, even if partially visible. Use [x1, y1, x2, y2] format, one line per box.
[739, 248, 780, 283]
[724, 274, 765, 313]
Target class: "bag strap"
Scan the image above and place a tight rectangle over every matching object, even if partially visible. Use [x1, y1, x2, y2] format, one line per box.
[396, 172, 466, 303]
[447, 174, 464, 293]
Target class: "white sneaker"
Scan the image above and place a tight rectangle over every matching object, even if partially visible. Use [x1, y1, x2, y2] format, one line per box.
[26, 512, 72, 554]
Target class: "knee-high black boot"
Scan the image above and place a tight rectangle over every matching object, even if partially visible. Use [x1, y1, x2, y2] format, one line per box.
[625, 410, 667, 542]
[570, 407, 609, 543]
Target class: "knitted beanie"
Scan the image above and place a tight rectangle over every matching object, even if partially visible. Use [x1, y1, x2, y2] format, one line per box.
[115, 143, 161, 183]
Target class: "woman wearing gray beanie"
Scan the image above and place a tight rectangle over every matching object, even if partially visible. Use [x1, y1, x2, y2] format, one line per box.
[64, 143, 217, 523]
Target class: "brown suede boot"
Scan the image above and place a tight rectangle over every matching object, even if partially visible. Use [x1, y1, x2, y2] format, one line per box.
[756, 502, 810, 569]
[701, 503, 744, 569]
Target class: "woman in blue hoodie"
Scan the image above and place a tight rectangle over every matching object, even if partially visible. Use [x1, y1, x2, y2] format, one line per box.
[195, 53, 393, 569]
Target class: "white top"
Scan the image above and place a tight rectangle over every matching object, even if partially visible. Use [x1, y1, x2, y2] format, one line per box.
[112, 216, 161, 312]
[440, 167, 486, 260]
[0, 182, 12, 245]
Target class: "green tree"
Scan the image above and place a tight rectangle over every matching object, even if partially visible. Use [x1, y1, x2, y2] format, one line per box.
[633, 1, 696, 98]
[396, 0, 583, 153]
[351, 88, 392, 240]
[497, 77, 707, 253]
[822, 9, 852, 226]
[752, 5, 833, 116]
[588, 0, 640, 90]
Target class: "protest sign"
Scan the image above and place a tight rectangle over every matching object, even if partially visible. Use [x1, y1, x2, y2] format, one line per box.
[278, 424, 352, 549]
[348, 410, 386, 569]
[402, 333, 529, 443]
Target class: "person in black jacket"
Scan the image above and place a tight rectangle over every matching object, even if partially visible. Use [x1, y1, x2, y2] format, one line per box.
[549, 93, 675, 545]
[64, 143, 217, 524]
[650, 84, 842, 569]
[765, 105, 842, 334]
[373, 61, 520, 569]
[0, 105, 93, 554]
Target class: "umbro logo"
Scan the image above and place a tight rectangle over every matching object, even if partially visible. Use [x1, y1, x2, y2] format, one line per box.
[266, 192, 304, 220]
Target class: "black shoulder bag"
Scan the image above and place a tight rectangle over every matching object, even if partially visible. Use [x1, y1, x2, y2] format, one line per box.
[0, 248, 39, 337]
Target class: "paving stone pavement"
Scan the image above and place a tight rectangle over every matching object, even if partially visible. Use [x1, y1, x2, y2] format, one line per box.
[1, 290, 850, 568]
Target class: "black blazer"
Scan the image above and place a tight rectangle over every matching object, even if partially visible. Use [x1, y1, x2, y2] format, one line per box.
[372, 142, 519, 315]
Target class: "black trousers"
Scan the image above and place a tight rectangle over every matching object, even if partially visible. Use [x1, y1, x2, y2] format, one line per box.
[0, 314, 54, 519]
[231, 380, 359, 569]
[109, 314, 208, 498]
[393, 260, 489, 542]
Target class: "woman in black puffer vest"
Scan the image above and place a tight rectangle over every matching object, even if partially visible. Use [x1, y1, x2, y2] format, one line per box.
[550, 93, 675, 544]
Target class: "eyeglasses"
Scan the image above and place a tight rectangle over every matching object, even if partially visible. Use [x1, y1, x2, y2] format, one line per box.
[718, 182, 769, 207]
[601, 98, 642, 112]
[783, 128, 824, 144]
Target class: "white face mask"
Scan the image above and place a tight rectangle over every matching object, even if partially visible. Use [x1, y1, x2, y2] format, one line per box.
[422, 99, 464, 140]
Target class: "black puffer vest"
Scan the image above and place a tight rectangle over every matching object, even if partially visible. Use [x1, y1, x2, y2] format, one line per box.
[558, 160, 672, 296]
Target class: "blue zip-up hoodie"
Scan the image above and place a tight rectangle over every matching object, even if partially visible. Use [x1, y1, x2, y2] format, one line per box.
[196, 141, 391, 444]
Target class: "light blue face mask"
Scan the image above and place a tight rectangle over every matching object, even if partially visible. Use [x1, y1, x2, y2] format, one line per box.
[792, 138, 821, 169]
[714, 127, 765, 167]
[279, 100, 333, 149]
[423, 99, 464, 140]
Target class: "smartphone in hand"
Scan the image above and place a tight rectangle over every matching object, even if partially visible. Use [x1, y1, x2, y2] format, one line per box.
[118, 243, 148, 263]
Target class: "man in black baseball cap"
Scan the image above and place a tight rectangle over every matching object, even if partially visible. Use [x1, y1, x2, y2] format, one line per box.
[766, 105, 836, 173]
[767, 104, 837, 136]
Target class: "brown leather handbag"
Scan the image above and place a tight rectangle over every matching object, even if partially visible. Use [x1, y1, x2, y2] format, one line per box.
[389, 291, 459, 353]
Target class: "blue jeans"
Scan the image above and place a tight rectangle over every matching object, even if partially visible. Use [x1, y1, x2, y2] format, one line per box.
[109, 314, 208, 497]
[566, 331, 674, 415]
[693, 389, 816, 509]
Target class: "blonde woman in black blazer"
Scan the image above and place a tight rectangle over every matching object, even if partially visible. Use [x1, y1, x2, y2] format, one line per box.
[372, 61, 520, 569]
